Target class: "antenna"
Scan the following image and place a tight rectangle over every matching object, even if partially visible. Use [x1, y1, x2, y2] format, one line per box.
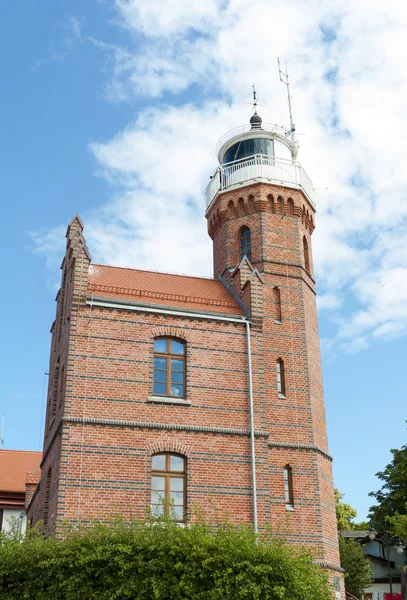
[277, 57, 296, 134]
[0, 415, 4, 446]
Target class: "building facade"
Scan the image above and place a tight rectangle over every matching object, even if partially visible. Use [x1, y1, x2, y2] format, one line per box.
[28, 112, 344, 596]
[0, 449, 41, 535]
[343, 530, 405, 600]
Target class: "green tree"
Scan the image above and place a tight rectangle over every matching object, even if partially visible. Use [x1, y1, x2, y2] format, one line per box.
[338, 537, 374, 599]
[388, 507, 407, 542]
[335, 489, 358, 530]
[368, 441, 407, 530]
[0, 516, 333, 600]
[335, 489, 369, 531]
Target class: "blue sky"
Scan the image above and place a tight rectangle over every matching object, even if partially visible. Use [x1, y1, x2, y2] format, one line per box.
[1, 0, 406, 522]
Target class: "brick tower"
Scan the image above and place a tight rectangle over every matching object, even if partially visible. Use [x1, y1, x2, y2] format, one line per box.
[205, 110, 343, 595]
[28, 109, 343, 598]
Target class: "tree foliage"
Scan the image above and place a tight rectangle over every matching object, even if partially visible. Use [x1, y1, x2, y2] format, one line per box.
[338, 538, 374, 599]
[368, 442, 407, 530]
[389, 507, 407, 543]
[0, 517, 333, 600]
[335, 489, 358, 530]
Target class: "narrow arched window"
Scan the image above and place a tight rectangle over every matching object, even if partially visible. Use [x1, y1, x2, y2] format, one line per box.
[276, 358, 286, 396]
[240, 227, 252, 262]
[58, 268, 67, 338]
[49, 359, 60, 427]
[58, 364, 65, 410]
[303, 236, 310, 272]
[151, 453, 186, 522]
[287, 198, 294, 215]
[284, 465, 294, 506]
[277, 196, 284, 215]
[43, 468, 51, 532]
[273, 287, 282, 323]
[153, 338, 185, 398]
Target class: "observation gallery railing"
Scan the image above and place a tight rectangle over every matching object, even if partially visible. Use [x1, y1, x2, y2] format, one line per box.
[206, 154, 315, 210]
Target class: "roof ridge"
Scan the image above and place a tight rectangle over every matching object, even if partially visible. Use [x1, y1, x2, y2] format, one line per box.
[90, 263, 215, 282]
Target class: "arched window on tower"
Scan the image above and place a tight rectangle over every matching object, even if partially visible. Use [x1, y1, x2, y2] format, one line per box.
[276, 358, 286, 397]
[240, 227, 252, 262]
[303, 236, 310, 272]
[273, 286, 282, 323]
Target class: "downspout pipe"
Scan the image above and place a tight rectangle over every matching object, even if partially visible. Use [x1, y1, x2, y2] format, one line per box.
[246, 321, 258, 536]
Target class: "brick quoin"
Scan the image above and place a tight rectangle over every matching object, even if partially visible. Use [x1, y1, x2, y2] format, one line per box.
[28, 123, 344, 597]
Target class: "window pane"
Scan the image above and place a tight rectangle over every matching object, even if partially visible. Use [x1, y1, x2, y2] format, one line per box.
[170, 384, 184, 397]
[154, 357, 167, 370]
[151, 491, 165, 504]
[151, 504, 164, 517]
[152, 455, 166, 471]
[171, 371, 183, 384]
[170, 477, 184, 491]
[171, 359, 184, 372]
[172, 506, 184, 521]
[154, 339, 167, 353]
[154, 382, 166, 396]
[170, 456, 184, 471]
[154, 369, 166, 383]
[151, 476, 165, 491]
[171, 340, 185, 355]
[170, 491, 184, 505]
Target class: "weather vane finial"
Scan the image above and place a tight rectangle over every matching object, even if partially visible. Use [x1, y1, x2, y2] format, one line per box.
[252, 84, 258, 114]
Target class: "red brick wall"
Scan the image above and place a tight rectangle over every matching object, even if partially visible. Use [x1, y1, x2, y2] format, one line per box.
[28, 193, 343, 594]
[207, 183, 342, 585]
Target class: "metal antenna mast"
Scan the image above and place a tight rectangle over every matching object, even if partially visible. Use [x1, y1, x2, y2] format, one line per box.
[0, 415, 4, 446]
[277, 57, 295, 134]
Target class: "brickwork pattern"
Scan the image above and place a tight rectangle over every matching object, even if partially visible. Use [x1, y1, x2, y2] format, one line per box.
[28, 187, 343, 596]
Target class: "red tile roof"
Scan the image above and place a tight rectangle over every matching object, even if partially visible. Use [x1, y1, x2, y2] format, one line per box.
[87, 264, 245, 316]
[0, 450, 42, 493]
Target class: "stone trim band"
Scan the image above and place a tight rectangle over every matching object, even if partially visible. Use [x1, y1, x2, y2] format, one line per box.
[63, 416, 269, 438]
[268, 441, 333, 462]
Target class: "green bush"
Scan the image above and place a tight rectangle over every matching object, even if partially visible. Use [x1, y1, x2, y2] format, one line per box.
[0, 517, 333, 600]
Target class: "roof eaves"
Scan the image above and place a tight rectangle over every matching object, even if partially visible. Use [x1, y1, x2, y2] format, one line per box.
[87, 295, 247, 322]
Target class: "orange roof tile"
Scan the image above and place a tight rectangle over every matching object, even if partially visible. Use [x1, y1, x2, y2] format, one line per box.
[0, 450, 42, 493]
[87, 264, 245, 317]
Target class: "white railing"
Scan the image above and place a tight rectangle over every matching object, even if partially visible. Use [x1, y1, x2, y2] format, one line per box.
[205, 154, 315, 210]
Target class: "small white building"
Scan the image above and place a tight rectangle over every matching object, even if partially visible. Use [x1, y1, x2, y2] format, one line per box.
[342, 530, 405, 600]
[0, 449, 41, 535]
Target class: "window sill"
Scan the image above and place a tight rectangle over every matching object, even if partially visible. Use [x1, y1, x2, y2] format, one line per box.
[278, 393, 286, 399]
[274, 320, 282, 325]
[285, 504, 294, 511]
[147, 396, 191, 406]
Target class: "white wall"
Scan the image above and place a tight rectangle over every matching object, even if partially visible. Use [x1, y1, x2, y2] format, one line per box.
[363, 582, 401, 600]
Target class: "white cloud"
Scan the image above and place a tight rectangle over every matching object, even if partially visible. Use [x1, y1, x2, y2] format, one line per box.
[32, 0, 407, 353]
[317, 294, 343, 311]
